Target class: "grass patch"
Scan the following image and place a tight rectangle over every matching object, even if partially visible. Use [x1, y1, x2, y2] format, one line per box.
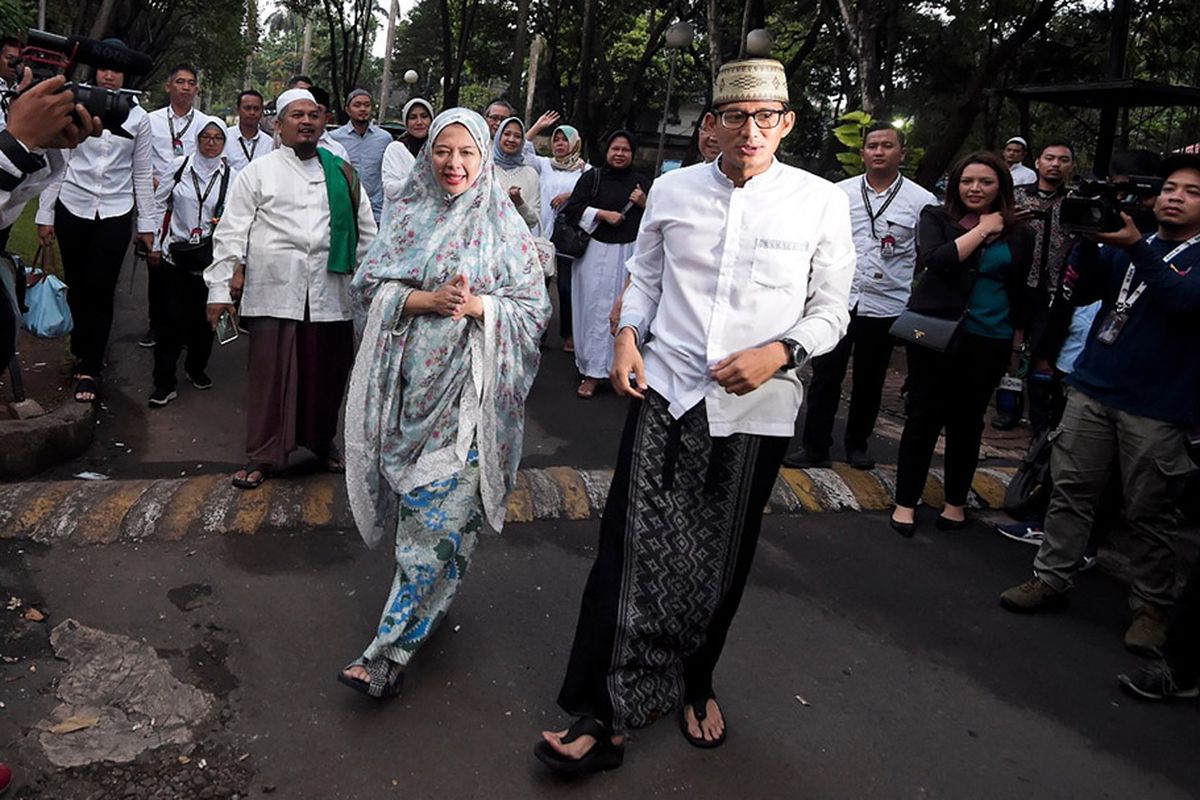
[7, 200, 63, 278]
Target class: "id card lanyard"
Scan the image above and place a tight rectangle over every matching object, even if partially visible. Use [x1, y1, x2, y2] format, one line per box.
[168, 110, 195, 156]
[188, 167, 221, 242]
[1097, 233, 1200, 345]
[861, 175, 903, 256]
[239, 134, 258, 162]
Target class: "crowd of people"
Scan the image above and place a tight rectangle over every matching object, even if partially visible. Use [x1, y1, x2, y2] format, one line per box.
[0, 36, 1197, 789]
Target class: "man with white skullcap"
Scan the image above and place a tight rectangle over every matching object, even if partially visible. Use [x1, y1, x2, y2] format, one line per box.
[1004, 135, 1037, 186]
[204, 88, 377, 490]
[536, 59, 855, 775]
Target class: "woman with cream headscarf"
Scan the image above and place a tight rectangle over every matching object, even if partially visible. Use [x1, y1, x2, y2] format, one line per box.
[148, 120, 230, 407]
[339, 108, 550, 699]
[380, 97, 434, 217]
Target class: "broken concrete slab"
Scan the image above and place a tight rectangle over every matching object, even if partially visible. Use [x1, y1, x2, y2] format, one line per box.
[33, 619, 214, 768]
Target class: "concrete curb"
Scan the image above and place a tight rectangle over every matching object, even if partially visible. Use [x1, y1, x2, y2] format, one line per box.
[0, 464, 1016, 546]
[0, 401, 95, 479]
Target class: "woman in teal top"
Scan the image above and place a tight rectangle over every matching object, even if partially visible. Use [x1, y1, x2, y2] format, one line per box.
[891, 151, 1034, 537]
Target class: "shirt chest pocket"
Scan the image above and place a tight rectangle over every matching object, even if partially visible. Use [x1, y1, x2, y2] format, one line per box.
[883, 212, 918, 248]
[751, 238, 810, 290]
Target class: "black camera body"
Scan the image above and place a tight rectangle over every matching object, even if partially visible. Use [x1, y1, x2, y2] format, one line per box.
[13, 29, 152, 136]
[1061, 176, 1163, 233]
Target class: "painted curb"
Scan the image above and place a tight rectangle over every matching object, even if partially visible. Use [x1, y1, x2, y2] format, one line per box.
[0, 464, 1015, 546]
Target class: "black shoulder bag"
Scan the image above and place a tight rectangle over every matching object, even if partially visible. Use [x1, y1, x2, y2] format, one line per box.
[550, 168, 601, 260]
[166, 158, 231, 273]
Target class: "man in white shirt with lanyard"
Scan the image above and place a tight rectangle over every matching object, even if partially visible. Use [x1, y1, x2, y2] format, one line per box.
[786, 122, 935, 470]
[224, 89, 274, 175]
[538, 59, 854, 774]
[145, 63, 218, 348]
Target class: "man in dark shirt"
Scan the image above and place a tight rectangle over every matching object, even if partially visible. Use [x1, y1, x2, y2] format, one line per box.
[1000, 155, 1200, 656]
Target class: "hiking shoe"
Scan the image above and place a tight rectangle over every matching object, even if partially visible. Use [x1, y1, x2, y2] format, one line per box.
[187, 371, 213, 390]
[1118, 660, 1199, 701]
[996, 520, 1045, 546]
[783, 447, 832, 469]
[1125, 605, 1168, 656]
[1000, 577, 1068, 613]
[147, 387, 177, 408]
[138, 328, 157, 348]
[846, 449, 876, 470]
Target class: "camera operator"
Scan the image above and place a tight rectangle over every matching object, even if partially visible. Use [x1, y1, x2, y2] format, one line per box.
[34, 49, 155, 404]
[1000, 154, 1200, 656]
[0, 72, 102, 225]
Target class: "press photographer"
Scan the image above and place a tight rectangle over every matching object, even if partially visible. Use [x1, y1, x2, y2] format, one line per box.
[1001, 154, 1200, 657]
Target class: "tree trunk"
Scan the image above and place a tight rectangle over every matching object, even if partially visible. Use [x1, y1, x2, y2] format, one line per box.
[87, 0, 118, 40]
[508, 0, 532, 101]
[706, 0, 722, 86]
[573, 0, 598, 147]
[438, 0, 455, 106]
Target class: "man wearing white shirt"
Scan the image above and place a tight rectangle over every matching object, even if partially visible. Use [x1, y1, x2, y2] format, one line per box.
[205, 89, 376, 490]
[1004, 136, 1037, 187]
[787, 123, 936, 470]
[35, 57, 156, 403]
[539, 59, 854, 773]
[224, 90, 274, 174]
[145, 63, 217, 348]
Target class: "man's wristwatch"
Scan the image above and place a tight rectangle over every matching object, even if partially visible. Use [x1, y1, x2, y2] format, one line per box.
[778, 338, 807, 371]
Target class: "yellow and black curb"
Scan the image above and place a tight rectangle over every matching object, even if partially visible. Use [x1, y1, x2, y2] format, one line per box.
[0, 465, 1015, 545]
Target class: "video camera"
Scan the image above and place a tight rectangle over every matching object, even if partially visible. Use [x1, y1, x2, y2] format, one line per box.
[1060, 176, 1163, 233]
[7, 29, 153, 136]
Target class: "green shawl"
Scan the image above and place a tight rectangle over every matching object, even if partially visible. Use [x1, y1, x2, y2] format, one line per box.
[315, 148, 360, 274]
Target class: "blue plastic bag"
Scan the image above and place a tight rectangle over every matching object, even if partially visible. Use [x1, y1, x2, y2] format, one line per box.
[22, 267, 73, 339]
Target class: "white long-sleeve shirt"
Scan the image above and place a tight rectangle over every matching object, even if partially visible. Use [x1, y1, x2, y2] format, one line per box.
[837, 173, 937, 317]
[619, 158, 855, 437]
[204, 146, 378, 322]
[35, 104, 156, 232]
[0, 145, 66, 229]
[152, 156, 231, 260]
[223, 126, 274, 174]
[381, 140, 416, 213]
[147, 106, 221, 181]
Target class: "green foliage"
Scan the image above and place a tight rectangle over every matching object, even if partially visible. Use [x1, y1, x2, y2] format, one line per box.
[0, 0, 31, 36]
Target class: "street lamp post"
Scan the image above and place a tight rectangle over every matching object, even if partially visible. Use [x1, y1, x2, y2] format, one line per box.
[655, 21, 694, 176]
[403, 70, 419, 112]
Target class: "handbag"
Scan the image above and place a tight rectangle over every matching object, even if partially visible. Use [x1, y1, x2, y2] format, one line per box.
[549, 168, 601, 260]
[1003, 427, 1054, 520]
[161, 156, 230, 273]
[21, 247, 72, 339]
[888, 309, 963, 353]
[533, 237, 556, 278]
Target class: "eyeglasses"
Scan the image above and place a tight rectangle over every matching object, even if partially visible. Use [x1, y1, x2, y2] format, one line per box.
[485, 113, 507, 122]
[714, 108, 787, 129]
[198, 134, 225, 143]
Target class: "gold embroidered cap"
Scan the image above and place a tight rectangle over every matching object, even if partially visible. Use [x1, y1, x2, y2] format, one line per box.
[713, 59, 789, 106]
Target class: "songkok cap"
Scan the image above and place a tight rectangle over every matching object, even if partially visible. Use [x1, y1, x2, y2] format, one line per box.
[276, 88, 316, 114]
[345, 88, 371, 106]
[1160, 152, 1200, 179]
[713, 59, 789, 106]
[1006, 136, 1028, 147]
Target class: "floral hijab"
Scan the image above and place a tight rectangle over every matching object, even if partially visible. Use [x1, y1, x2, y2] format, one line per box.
[550, 124, 584, 172]
[345, 108, 551, 544]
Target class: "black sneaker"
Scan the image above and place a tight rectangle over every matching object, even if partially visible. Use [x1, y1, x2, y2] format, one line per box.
[782, 448, 832, 469]
[147, 387, 177, 407]
[846, 449, 875, 470]
[1118, 660, 1199, 701]
[187, 371, 213, 390]
[138, 328, 157, 348]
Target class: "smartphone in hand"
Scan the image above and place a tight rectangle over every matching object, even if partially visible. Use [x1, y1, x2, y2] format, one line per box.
[216, 310, 239, 345]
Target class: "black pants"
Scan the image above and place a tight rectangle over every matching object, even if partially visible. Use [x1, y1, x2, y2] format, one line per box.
[1165, 559, 1200, 682]
[0, 224, 12, 253]
[147, 250, 168, 332]
[55, 204, 133, 377]
[152, 265, 213, 390]
[895, 333, 1010, 507]
[556, 255, 573, 340]
[801, 310, 897, 456]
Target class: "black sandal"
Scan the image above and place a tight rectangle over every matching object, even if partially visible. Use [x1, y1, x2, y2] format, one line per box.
[534, 716, 624, 776]
[73, 376, 98, 403]
[231, 462, 273, 490]
[336, 657, 405, 699]
[679, 697, 727, 748]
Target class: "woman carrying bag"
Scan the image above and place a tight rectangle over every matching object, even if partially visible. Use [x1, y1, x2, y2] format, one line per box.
[148, 121, 231, 407]
[890, 151, 1034, 536]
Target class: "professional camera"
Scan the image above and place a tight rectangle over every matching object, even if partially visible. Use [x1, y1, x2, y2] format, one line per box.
[7, 29, 152, 135]
[1060, 175, 1163, 233]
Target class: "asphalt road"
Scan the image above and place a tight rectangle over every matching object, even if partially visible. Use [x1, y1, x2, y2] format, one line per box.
[3, 510, 1196, 799]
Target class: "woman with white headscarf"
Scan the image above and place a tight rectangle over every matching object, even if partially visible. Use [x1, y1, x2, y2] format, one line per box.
[380, 97, 434, 217]
[148, 120, 230, 406]
[339, 108, 551, 699]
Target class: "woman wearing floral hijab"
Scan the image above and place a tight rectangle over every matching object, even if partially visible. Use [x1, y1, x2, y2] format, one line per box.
[339, 108, 551, 699]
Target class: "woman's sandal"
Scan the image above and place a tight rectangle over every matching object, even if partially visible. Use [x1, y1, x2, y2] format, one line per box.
[576, 378, 600, 399]
[231, 463, 273, 490]
[319, 447, 345, 475]
[73, 376, 98, 404]
[679, 697, 727, 748]
[336, 657, 405, 699]
[534, 716, 625, 776]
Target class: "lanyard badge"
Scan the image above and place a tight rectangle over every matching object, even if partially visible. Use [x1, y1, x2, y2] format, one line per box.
[880, 234, 896, 257]
[172, 138, 184, 156]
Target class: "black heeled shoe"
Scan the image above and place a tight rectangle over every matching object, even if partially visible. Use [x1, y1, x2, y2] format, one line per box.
[935, 515, 968, 531]
[890, 515, 916, 538]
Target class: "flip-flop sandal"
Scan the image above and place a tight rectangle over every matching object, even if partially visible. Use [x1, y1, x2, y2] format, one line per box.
[319, 447, 346, 474]
[231, 463, 273, 490]
[73, 376, 98, 404]
[337, 657, 405, 699]
[534, 716, 624, 775]
[679, 697, 727, 748]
